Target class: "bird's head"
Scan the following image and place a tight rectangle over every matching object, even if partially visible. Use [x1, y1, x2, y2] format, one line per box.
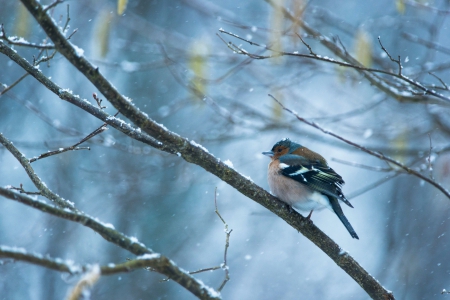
[262, 138, 301, 160]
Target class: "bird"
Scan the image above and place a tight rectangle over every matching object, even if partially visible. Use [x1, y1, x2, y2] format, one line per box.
[262, 138, 359, 239]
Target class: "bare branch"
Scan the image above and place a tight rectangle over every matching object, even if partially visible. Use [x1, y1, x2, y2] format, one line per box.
[219, 29, 450, 104]
[402, 32, 450, 56]
[428, 72, 449, 90]
[0, 188, 221, 300]
[93, 93, 107, 109]
[62, 4, 71, 33]
[33, 49, 57, 66]
[405, 0, 450, 15]
[309, 96, 387, 123]
[296, 33, 317, 56]
[0, 132, 76, 210]
[66, 28, 78, 40]
[0, 24, 55, 49]
[162, 188, 232, 291]
[43, 0, 64, 13]
[0, 42, 177, 155]
[0, 245, 82, 273]
[3, 92, 82, 136]
[0, 244, 224, 281]
[0, 73, 29, 96]
[159, 44, 239, 124]
[331, 158, 393, 172]
[262, 0, 450, 104]
[346, 173, 401, 200]
[8, 184, 41, 195]
[378, 37, 402, 76]
[29, 124, 108, 163]
[214, 187, 231, 291]
[427, 133, 435, 180]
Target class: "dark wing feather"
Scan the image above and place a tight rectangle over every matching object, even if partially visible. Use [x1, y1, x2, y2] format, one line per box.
[279, 154, 354, 208]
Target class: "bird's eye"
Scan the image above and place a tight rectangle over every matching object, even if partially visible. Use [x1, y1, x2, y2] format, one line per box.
[277, 147, 283, 152]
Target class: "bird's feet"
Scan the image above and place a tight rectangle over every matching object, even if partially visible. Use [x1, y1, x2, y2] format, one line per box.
[286, 203, 295, 214]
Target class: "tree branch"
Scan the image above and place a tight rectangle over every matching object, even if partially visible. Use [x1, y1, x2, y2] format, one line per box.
[0, 72, 29, 96]
[0, 244, 224, 278]
[218, 28, 450, 105]
[29, 122, 107, 163]
[0, 132, 76, 210]
[0, 188, 220, 300]
[262, 0, 450, 104]
[0, 42, 177, 156]
[0, 24, 55, 50]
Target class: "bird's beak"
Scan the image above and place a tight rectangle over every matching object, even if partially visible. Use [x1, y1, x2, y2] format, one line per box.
[262, 151, 274, 158]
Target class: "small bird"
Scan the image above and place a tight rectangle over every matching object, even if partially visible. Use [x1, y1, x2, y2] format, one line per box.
[263, 138, 359, 239]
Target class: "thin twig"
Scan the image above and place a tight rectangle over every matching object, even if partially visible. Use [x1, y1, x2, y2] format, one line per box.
[309, 96, 387, 123]
[216, 32, 274, 60]
[335, 35, 349, 56]
[29, 124, 108, 163]
[428, 133, 435, 180]
[62, 4, 70, 33]
[28, 93, 120, 163]
[296, 33, 316, 56]
[165, 188, 232, 290]
[405, 0, 450, 14]
[378, 37, 402, 76]
[347, 173, 401, 199]
[159, 188, 232, 290]
[214, 187, 231, 292]
[43, 0, 64, 13]
[159, 43, 238, 124]
[93, 93, 106, 109]
[0, 73, 29, 96]
[216, 29, 262, 47]
[67, 28, 78, 40]
[0, 24, 55, 49]
[402, 32, 450, 56]
[429, 72, 449, 90]
[33, 50, 57, 66]
[331, 158, 393, 172]
[29, 146, 91, 163]
[189, 266, 221, 275]
[4, 92, 81, 136]
[8, 184, 41, 195]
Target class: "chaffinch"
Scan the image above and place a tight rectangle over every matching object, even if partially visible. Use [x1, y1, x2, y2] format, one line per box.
[263, 138, 359, 239]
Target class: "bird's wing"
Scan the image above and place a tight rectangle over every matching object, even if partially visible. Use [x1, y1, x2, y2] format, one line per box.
[278, 154, 354, 208]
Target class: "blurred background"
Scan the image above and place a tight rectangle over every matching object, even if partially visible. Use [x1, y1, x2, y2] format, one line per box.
[1, 0, 450, 299]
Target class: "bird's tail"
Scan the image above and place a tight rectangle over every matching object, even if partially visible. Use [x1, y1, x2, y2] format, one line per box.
[328, 196, 359, 239]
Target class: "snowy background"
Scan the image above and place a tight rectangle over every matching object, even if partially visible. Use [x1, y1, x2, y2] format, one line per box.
[1, 0, 450, 299]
